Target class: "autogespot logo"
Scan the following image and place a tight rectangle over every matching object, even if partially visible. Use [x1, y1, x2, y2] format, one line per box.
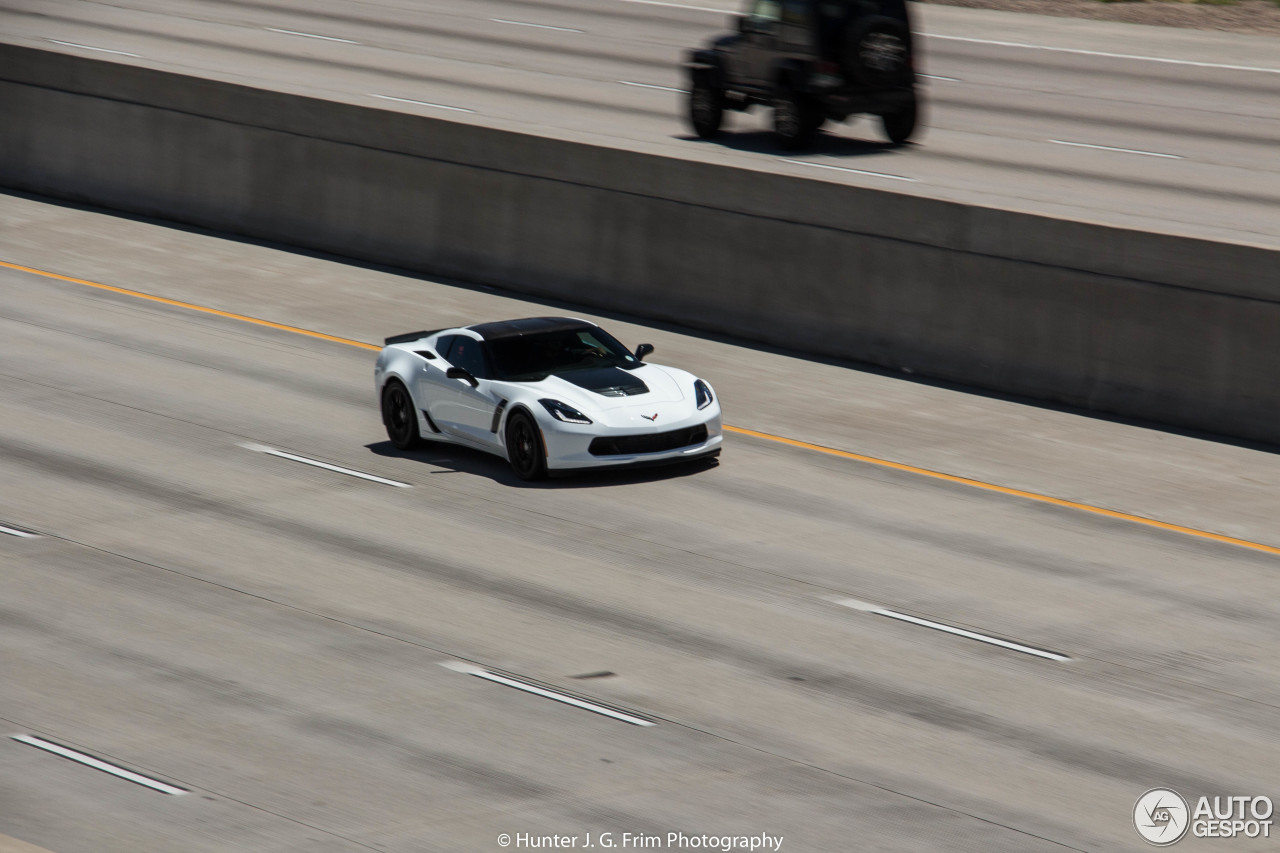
[1135, 788, 1191, 846]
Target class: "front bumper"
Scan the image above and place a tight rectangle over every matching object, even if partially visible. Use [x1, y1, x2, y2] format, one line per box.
[541, 410, 724, 472]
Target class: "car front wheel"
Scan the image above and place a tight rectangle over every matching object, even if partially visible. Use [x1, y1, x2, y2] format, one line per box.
[381, 380, 422, 450]
[505, 410, 548, 481]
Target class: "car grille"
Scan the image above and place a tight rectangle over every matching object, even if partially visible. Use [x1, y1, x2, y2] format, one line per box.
[589, 425, 708, 457]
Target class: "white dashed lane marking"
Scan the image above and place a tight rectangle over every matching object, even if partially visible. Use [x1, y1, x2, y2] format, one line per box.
[491, 19, 584, 33]
[370, 94, 475, 113]
[620, 81, 687, 93]
[46, 39, 139, 57]
[835, 598, 1071, 661]
[241, 443, 412, 487]
[265, 28, 358, 44]
[1050, 139, 1183, 159]
[780, 160, 918, 183]
[442, 661, 656, 726]
[12, 735, 188, 795]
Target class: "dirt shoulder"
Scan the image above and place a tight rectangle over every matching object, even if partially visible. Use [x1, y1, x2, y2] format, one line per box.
[922, 0, 1280, 36]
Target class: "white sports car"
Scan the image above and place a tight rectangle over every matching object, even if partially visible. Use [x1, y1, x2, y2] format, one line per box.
[374, 317, 723, 479]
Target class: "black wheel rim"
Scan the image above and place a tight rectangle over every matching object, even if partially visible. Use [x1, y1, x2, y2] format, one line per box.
[386, 386, 412, 445]
[510, 417, 538, 477]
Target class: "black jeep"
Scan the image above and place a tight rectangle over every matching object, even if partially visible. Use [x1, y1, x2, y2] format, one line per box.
[685, 0, 920, 149]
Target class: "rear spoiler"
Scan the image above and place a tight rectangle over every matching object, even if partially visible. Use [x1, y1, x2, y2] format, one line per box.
[384, 329, 441, 346]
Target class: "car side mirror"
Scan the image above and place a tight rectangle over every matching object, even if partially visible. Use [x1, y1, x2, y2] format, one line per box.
[446, 366, 478, 387]
[635, 343, 655, 361]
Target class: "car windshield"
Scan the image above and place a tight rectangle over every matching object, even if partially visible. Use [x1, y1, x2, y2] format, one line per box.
[488, 327, 640, 381]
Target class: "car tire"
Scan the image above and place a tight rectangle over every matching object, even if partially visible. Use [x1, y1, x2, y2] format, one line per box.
[381, 379, 423, 450]
[843, 16, 913, 88]
[773, 88, 818, 151]
[688, 74, 725, 139]
[881, 95, 918, 145]
[505, 410, 548, 481]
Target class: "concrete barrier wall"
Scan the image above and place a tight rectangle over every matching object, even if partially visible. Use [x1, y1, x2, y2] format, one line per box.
[3, 43, 1279, 443]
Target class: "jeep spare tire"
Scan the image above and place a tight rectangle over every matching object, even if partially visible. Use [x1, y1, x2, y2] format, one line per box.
[842, 16, 912, 87]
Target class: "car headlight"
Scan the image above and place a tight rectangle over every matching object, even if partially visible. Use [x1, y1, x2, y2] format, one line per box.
[539, 398, 593, 425]
[694, 379, 714, 410]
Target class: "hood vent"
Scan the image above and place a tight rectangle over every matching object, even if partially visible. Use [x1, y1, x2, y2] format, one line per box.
[596, 385, 649, 397]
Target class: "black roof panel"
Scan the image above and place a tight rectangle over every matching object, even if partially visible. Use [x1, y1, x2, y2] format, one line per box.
[468, 317, 595, 341]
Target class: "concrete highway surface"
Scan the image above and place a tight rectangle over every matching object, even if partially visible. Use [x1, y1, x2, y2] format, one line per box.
[1, 0, 1279, 247]
[3, 187, 1280, 852]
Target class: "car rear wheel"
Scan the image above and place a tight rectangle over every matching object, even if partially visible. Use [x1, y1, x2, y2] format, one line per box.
[774, 88, 818, 150]
[381, 380, 422, 450]
[505, 410, 548, 481]
[688, 75, 725, 139]
[882, 96, 918, 145]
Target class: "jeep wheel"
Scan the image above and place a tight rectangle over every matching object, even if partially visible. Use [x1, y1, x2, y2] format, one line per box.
[688, 76, 725, 139]
[773, 89, 819, 151]
[881, 96, 918, 145]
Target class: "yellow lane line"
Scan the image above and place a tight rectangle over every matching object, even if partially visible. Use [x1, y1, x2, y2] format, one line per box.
[0, 260, 380, 351]
[8, 257, 1278, 557]
[724, 425, 1280, 557]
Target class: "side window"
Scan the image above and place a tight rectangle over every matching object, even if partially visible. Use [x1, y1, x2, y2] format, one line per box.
[748, 0, 782, 24]
[436, 335, 459, 365]
[576, 330, 608, 354]
[781, 0, 807, 25]
[445, 335, 489, 379]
